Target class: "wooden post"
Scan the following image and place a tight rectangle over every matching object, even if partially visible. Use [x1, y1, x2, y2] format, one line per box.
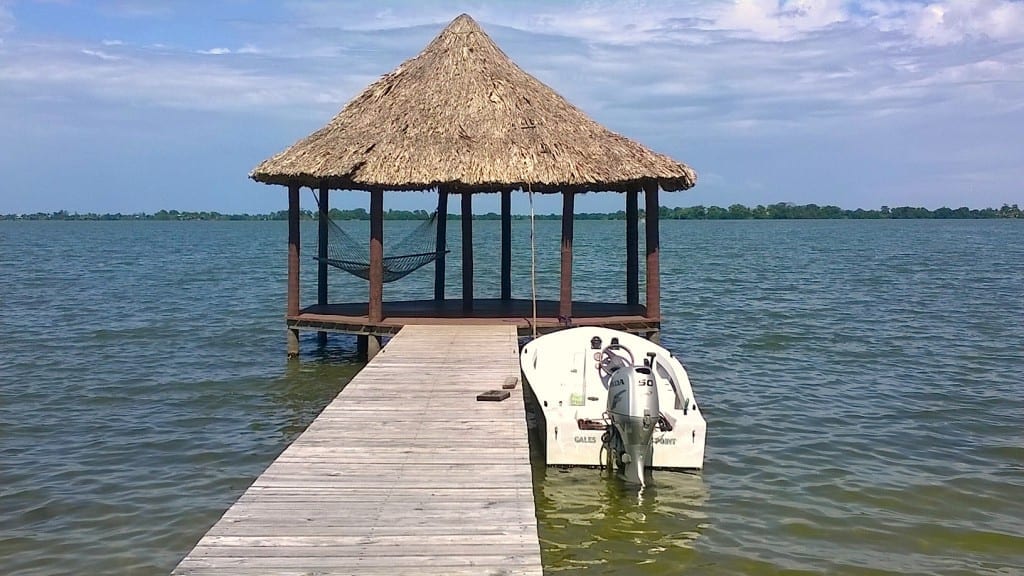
[434, 189, 448, 301]
[643, 181, 660, 321]
[287, 184, 301, 357]
[501, 189, 512, 300]
[462, 192, 473, 312]
[626, 188, 639, 307]
[367, 189, 385, 360]
[369, 188, 384, 323]
[559, 191, 574, 323]
[357, 334, 382, 361]
[357, 335, 368, 360]
[317, 185, 329, 346]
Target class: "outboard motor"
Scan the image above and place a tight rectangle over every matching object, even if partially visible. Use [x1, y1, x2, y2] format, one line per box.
[600, 343, 660, 486]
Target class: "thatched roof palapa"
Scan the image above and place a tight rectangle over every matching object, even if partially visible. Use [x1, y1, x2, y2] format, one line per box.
[251, 14, 696, 194]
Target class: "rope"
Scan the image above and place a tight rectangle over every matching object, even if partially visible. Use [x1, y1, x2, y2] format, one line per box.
[529, 184, 537, 339]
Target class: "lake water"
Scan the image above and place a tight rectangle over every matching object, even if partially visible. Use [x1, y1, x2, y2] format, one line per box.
[1, 219, 1022, 575]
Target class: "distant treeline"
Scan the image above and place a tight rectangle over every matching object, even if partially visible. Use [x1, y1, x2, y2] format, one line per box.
[658, 203, 1022, 220]
[2, 203, 1020, 221]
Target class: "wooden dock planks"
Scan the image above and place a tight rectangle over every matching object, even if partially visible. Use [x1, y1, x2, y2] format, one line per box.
[173, 324, 542, 575]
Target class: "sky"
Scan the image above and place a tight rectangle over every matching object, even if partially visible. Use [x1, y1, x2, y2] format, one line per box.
[1, 0, 1022, 215]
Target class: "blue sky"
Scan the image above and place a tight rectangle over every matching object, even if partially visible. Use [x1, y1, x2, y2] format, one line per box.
[1, 0, 1022, 215]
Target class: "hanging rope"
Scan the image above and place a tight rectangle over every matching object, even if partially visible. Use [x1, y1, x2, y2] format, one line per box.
[529, 183, 538, 339]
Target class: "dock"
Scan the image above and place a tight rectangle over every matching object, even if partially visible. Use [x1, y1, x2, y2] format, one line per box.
[289, 298, 659, 337]
[173, 324, 542, 575]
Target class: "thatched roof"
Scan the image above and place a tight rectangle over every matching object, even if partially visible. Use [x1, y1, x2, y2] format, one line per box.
[251, 14, 696, 193]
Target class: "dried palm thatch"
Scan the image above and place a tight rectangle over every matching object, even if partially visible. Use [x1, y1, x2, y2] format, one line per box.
[251, 14, 696, 193]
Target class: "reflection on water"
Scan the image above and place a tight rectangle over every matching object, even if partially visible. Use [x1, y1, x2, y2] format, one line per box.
[276, 353, 363, 439]
[528, 402, 711, 575]
[539, 468, 710, 574]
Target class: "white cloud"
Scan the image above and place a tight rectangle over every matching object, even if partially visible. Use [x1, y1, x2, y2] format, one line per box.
[713, 0, 849, 41]
[0, 41, 359, 114]
[3, 1, 1021, 128]
[198, 45, 265, 56]
[866, 0, 1024, 45]
[523, 4, 685, 45]
[285, 1, 710, 46]
[911, 0, 1024, 44]
[0, 1, 14, 36]
[599, 0, 1024, 46]
[278, 1, 1024, 50]
[98, 1, 173, 19]
[81, 48, 122, 61]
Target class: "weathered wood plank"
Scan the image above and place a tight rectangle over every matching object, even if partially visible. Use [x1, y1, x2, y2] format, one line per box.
[219, 508, 539, 521]
[199, 534, 537, 547]
[173, 325, 541, 575]
[190, 541, 541, 557]
[205, 524, 537, 538]
[179, 553, 539, 567]
[179, 568, 527, 576]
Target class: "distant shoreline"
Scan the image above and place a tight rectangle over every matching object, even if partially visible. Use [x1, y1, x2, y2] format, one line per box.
[2, 203, 1020, 221]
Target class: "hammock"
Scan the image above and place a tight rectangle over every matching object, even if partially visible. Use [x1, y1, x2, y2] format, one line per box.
[315, 211, 446, 283]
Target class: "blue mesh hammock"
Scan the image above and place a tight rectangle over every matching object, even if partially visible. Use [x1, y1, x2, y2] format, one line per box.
[315, 211, 446, 283]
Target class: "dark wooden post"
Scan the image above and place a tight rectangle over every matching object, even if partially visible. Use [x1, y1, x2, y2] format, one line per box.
[286, 184, 301, 357]
[317, 185, 329, 346]
[626, 188, 639, 306]
[434, 188, 448, 301]
[643, 181, 660, 323]
[501, 189, 512, 300]
[559, 191, 574, 323]
[366, 188, 384, 360]
[462, 192, 473, 312]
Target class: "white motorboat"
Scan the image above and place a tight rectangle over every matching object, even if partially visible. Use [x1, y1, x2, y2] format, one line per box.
[520, 327, 706, 484]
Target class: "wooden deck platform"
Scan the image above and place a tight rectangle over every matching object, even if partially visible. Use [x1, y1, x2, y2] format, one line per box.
[289, 297, 660, 337]
[172, 324, 542, 575]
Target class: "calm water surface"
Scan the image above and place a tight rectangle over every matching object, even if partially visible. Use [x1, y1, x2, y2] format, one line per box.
[1, 219, 1022, 575]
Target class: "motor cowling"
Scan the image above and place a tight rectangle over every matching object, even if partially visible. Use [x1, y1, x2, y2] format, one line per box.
[606, 366, 660, 485]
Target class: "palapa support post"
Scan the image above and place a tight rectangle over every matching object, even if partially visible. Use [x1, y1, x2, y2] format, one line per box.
[286, 184, 301, 358]
[357, 333, 381, 361]
[626, 188, 639, 307]
[357, 334, 368, 360]
[559, 191, 574, 324]
[367, 188, 384, 360]
[434, 188, 448, 301]
[501, 189, 512, 300]
[317, 185, 329, 347]
[644, 181, 661, 322]
[462, 192, 474, 313]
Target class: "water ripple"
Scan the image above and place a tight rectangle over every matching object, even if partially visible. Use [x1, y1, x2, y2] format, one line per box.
[1, 219, 1022, 575]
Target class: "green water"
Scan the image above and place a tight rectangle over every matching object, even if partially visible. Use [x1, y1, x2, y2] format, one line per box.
[1, 219, 1022, 575]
